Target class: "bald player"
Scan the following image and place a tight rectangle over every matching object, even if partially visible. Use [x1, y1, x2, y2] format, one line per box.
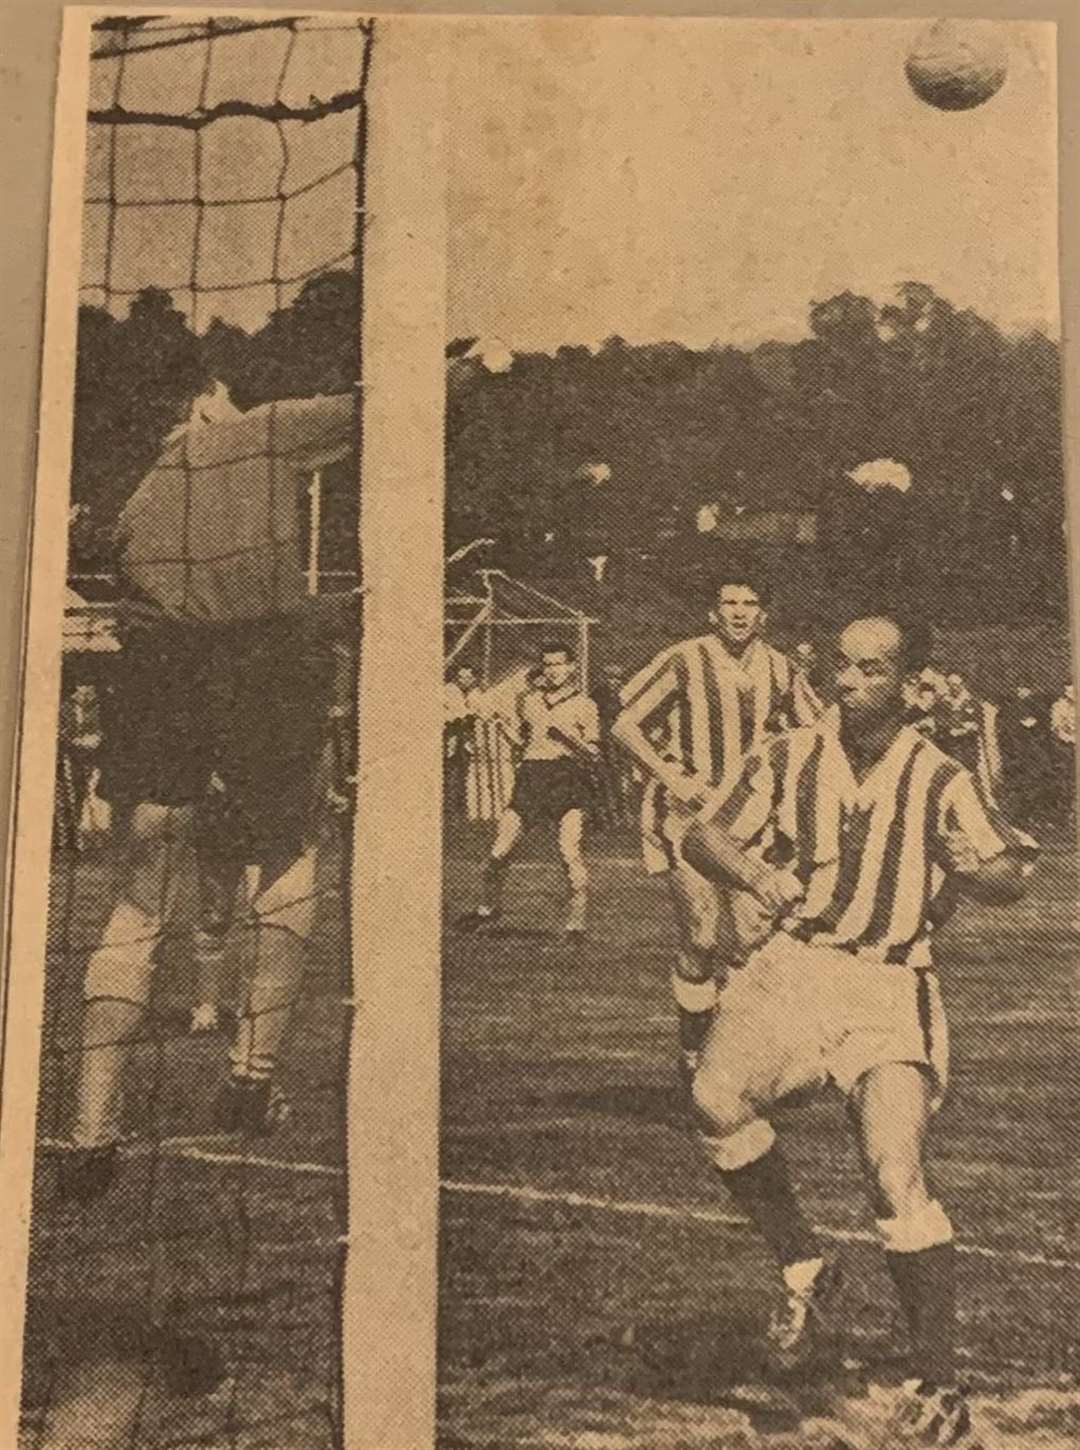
[611, 571, 820, 1087]
[679, 611, 1031, 1444]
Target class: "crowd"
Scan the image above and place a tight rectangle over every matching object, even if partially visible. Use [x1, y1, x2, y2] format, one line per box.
[56, 649, 1074, 853]
[444, 653, 1077, 836]
[901, 667, 1074, 831]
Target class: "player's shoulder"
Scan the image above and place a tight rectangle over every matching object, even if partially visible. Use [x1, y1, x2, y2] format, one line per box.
[629, 635, 696, 678]
[661, 633, 710, 658]
[748, 719, 819, 768]
[903, 725, 966, 778]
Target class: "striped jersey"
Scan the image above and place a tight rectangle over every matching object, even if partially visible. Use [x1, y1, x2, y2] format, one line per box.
[703, 719, 1030, 966]
[616, 634, 821, 868]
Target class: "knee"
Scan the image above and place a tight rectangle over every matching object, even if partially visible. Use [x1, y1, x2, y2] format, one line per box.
[128, 803, 188, 856]
[676, 945, 716, 985]
[695, 1104, 776, 1173]
[251, 849, 316, 941]
[691, 1060, 754, 1137]
[84, 899, 159, 1006]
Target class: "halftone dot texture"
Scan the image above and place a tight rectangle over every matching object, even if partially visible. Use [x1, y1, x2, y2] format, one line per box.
[23, 16, 372, 1449]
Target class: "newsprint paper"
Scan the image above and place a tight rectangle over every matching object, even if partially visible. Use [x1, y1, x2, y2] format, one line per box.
[0, 10, 1077, 1450]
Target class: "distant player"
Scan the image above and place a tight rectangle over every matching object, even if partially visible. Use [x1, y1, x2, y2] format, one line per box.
[611, 571, 820, 1086]
[60, 382, 356, 1202]
[680, 611, 1031, 1443]
[458, 643, 600, 939]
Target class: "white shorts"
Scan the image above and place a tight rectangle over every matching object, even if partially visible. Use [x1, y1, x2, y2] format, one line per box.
[693, 934, 950, 1125]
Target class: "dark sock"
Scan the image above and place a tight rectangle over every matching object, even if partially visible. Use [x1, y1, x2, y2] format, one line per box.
[480, 857, 509, 914]
[678, 1006, 712, 1057]
[885, 1243, 957, 1385]
[720, 1145, 821, 1269]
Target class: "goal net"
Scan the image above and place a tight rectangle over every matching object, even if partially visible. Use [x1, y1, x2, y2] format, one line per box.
[22, 16, 372, 1448]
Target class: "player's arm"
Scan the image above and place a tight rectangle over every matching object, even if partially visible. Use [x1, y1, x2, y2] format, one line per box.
[253, 393, 355, 465]
[682, 815, 804, 915]
[499, 692, 528, 750]
[681, 749, 803, 915]
[935, 773, 1030, 905]
[791, 667, 824, 725]
[550, 699, 602, 760]
[611, 649, 701, 803]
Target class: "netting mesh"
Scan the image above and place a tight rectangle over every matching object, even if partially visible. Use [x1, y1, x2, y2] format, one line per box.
[22, 16, 372, 1448]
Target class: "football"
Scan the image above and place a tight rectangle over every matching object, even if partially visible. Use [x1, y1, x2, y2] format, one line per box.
[905, 20, 1008, 112]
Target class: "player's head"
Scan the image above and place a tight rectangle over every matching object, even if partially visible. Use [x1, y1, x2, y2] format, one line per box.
[708, 569, 770, 651]
[945, 671, 965, 695]
[835, 611, 931, 730]
[455, 665, 477, 691]
[538, 642, 576, 690]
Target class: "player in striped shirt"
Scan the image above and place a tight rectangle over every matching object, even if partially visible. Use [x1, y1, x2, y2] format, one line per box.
[611, 572, 820, 1085]
[677, 611, 1030, 1443]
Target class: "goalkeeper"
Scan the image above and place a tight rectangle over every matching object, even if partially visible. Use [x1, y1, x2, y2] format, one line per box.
[61, 380, 357, 1202]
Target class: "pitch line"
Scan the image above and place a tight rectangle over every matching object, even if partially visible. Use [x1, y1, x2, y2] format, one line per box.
[45, 1137, 1077, 1274]
[442, 1179, 1078, 1273]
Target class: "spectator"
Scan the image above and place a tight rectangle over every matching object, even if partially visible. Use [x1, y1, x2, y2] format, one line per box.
[445, 665, 481, 725]
[998, 685, 1055, 829]
[56, 682, 104, 850]
[908, 682, 939, 739]
[591, 664, 635, 827]
[1050, 683, 1075, 747]
[591, 664, 625, 736]
[1050, 684, 1076, 823]
[936, 672, 981, 772]
[920, 663, 950, 698]
[444, 666, 482, 814]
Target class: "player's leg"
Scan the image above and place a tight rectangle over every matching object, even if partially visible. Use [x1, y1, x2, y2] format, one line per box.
[65, 620, 212, 1195]
[851, 1063, 960, 1390]
[692, 943, 839, 1357]
[191, 840, 243, 1034]
[458, 805, 524, 930]
[209, 615, 334, 1133]
[556, 806, 588, 936]
[666, 863, 724, 1079]
[215, 845, 316, 1133]
[661, 801, 772, 1086]
[71, 801, 195, 1163]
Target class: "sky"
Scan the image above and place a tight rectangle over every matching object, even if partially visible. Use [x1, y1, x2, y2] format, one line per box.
[448, 18, 1060, 353]
[79, 17, 1059, 349]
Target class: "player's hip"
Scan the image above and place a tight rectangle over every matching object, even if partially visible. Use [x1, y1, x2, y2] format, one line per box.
[510, 757, 594, 818]
[700, 936, 949, 1105]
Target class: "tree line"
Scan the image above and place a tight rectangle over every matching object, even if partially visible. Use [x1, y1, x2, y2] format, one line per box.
[68, 276, 1065, 626]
